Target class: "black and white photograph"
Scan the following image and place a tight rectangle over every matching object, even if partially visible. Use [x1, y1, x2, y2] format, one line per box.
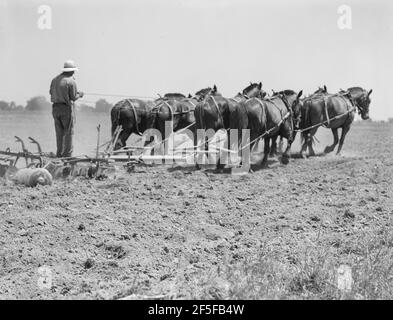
[0, 0, 392, 306]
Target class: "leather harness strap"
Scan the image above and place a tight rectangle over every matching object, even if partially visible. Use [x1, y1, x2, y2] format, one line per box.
[230, 96, 242, 103]
[162, 100, 174, 122]
[184, 99, 196, 109]
[127, 99, 142, 135]
[153, 100, 174, 121]
[337, 94, 355, 123]
[265, 96, 286, 118]
[253, 97, 268, 133]
[322, 93, 358, 127]
[210, 95, 225, 127]
[279, 93, 296, 133]
[180, 98, 196, 116]
[323, 96, 330, 126]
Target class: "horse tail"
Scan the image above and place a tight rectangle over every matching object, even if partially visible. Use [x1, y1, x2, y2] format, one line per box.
[303, 133, 316, 146]
[110, 102, 122, 136]
[237, 101, 248, 131]
[195, 101, 206, 130]
[300, 131, 306, 145]
[147, 101, 158, 130]
[300, 101, 317, 146]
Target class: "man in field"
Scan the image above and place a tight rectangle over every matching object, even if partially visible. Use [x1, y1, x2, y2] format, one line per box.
[49, 60, 84, 158]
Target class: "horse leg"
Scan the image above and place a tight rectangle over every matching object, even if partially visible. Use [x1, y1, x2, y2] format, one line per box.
[269, 136, 278, 157]
[278, 136, 284, 154]
[300, 131, 309, 158]
[154, 119, 167, 156]
[194, 129, 201, 170]
[233, 128, 243, 167]
[302, 127, 318, 157]
[115, 128, 132, 150]
[247, 140, 256, 173]
[281, 133, 293, 165]
[215, 130, 228, 172]
[261, 137, 270, 168]
[307, 136, 316, 157]
[336, 125, 350, 156]
[324, 128, 339, 154]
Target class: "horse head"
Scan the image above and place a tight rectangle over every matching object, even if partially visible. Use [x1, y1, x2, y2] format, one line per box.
[292, 90, 304, 128]
[347, 87, 372, 120]
[279, 90, 303, 129]
[314, 85, 328, 95]
[194, 85, 219, 102]
[242, 82, 266, 99]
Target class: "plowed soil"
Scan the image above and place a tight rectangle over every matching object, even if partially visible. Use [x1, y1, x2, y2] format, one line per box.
[1, 121, 392, 299]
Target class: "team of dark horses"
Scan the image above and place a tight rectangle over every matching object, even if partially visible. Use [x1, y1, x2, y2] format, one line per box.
[110, 83, 372, 170]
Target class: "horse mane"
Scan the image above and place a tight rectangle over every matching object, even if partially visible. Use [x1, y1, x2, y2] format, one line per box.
[347, 87, 367, 94]
[313, 85, 328, 94]
[278, 89, 296, 96]
[195, 88, 212, 96]
[242, 82, 259, 93]
[194, 87, 222, 97]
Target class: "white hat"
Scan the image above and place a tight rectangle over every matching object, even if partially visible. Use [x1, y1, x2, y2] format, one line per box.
[62, 60, 79, 72]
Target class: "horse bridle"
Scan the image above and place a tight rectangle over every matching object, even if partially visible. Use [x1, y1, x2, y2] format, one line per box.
[354, 94, 369, 116]
[341, 91, 366, 116]
[278, 93, 301, 129]
[232, 88, 266, 103]
[195, 88, 215, 102]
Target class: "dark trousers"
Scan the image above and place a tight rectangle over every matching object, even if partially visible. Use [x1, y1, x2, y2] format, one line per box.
[52, 103, 75, 158]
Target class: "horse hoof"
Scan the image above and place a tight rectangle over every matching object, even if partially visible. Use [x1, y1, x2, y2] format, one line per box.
[324, 147, 332, 154]
[280, 156, 289, 165]
[260, 162, 268, 169]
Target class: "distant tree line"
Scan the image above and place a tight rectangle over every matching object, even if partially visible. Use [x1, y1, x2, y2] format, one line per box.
[0, 96, 113, 113]
[77, 99, 113, 113]
[0, 100, 24, 111]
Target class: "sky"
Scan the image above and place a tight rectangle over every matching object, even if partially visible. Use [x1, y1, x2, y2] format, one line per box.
[0, 0, 392, 119]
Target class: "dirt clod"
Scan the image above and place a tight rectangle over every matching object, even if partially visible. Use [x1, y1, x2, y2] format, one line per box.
[344, 209, 355, 219]
[0, 123, 392, 299]
[83, 258, 95, 269]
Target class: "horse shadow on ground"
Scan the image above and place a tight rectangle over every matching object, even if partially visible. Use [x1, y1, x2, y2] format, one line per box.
[167, 158, 278, 174]
[249, 160, 279, 172]
[166, 151, 333, 174]
[290, 151, 327, 159]
[167, 165, 202, 174]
